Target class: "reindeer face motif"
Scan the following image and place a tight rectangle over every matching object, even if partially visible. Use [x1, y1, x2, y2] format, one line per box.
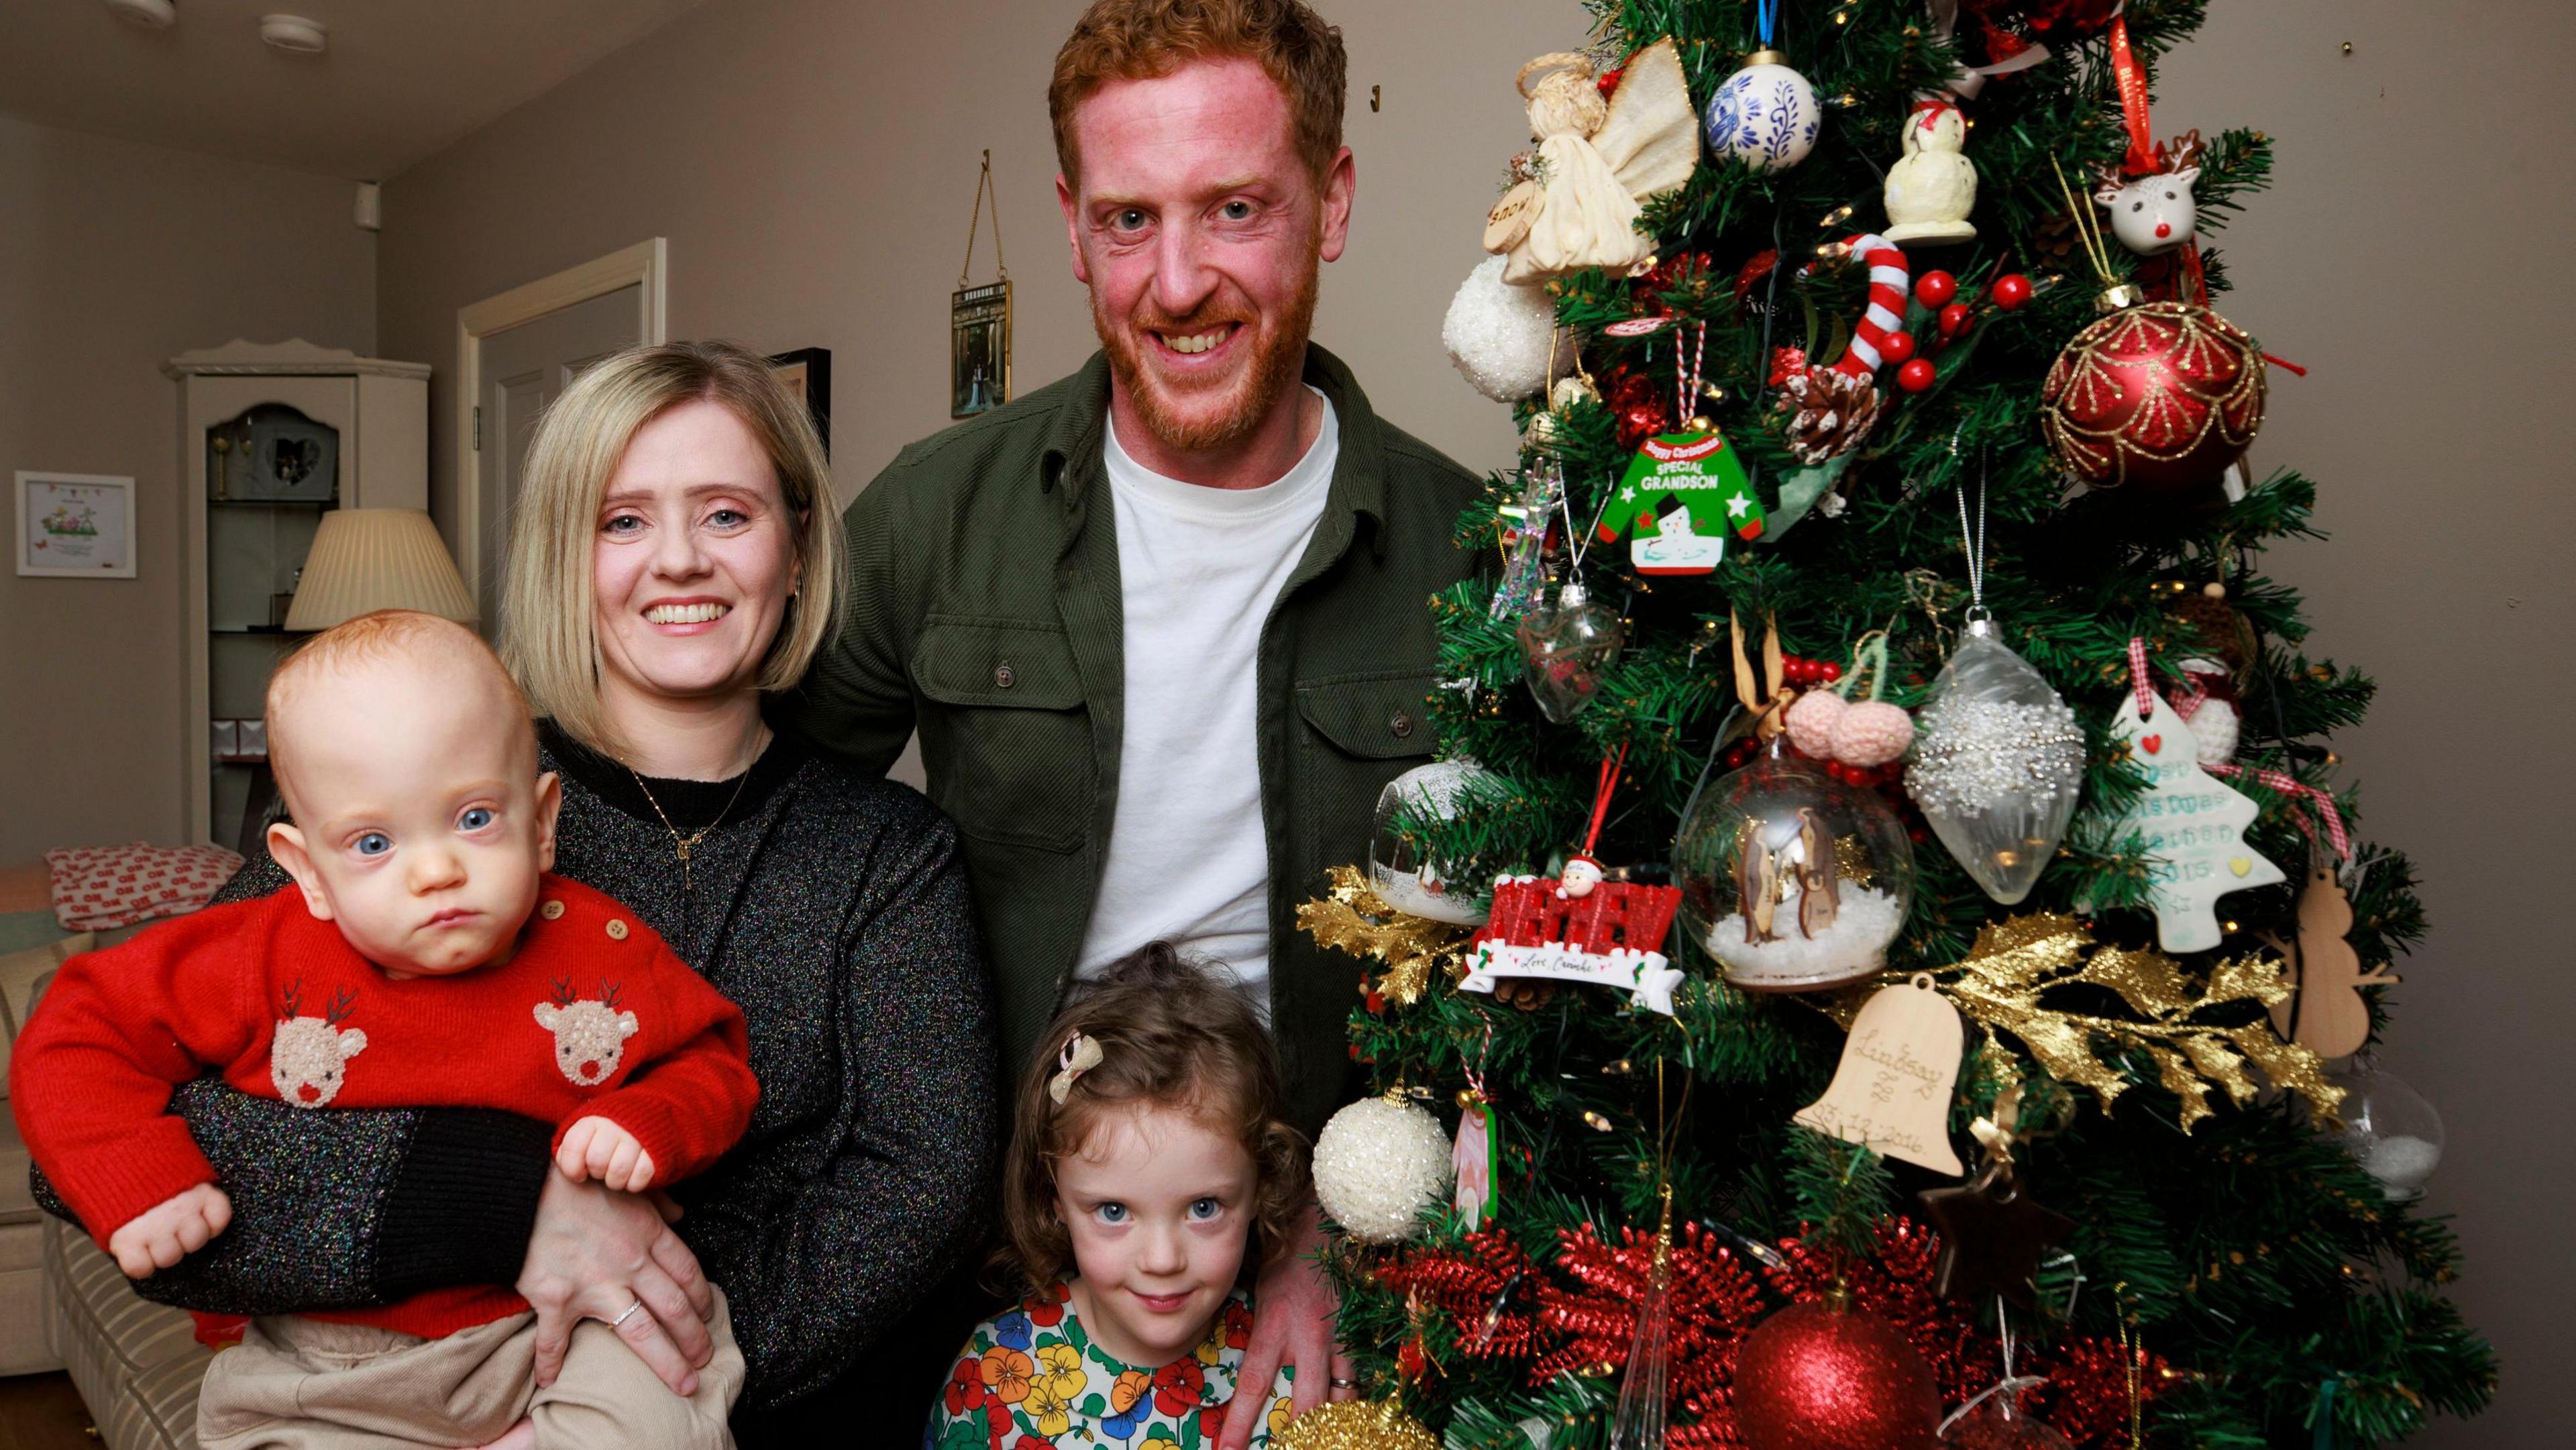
[269, 984, 367, 1108]
[534, 980, 639, 1087]
[2094, 165, 2200, 256]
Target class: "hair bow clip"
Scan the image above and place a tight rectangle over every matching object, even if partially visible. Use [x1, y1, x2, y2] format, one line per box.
[1049, 1031, 1104, 1104]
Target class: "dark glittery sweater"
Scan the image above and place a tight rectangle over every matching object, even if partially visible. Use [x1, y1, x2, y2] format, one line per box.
[89, 722, 1002, 1419]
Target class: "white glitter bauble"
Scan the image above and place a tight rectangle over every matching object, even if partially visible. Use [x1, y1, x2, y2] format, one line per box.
[1904, 623, 2086, 906]
[1704, 56, 1821, 174]
[1443, 256, 1573, 403]
[1313, 1096, 1453, 1243]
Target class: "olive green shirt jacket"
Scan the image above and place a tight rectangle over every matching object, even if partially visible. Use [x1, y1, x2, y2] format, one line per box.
[798, 345, 1483, 1133]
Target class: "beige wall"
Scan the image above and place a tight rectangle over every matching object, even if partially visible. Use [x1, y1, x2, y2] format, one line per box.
[0, 116, 374, 864]
[376, 0, 2567, 1440]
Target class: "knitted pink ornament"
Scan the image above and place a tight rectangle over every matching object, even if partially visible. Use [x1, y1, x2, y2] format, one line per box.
[1784, 690, 1848, 759]
[1831, 699, 1917, 767]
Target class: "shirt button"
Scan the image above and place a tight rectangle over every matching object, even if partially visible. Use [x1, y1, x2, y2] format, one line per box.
[1389, 711, 1414, 739]
[540, 900, 565, 921]
[604, 919, 629, 941]
[995, 664, 1016, 690]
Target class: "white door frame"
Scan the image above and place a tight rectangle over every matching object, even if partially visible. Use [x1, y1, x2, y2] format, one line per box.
[452, 238, 667, 605]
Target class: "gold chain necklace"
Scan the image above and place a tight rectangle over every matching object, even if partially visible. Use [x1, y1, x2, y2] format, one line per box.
[627, 764, 754, 892]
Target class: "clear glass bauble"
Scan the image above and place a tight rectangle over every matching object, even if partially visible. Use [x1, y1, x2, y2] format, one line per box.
[1673, 739, 1915, 992]
[1703, 54, 1821, 173]
[1366, 758, 1498, 926]
[1517, 582, 1625, 723]
[2329, 1059, 2445, 1202]
[1904, 621, 2087, 905]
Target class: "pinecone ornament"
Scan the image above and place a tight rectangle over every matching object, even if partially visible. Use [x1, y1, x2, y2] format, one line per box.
[1775, 366, 1882, 463]
[2030, 210, 2083, 267]
[1495, 976, 1558, 1011]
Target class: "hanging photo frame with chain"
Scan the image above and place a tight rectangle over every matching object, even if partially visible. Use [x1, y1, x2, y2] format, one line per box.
[951, 150, 1012, 418]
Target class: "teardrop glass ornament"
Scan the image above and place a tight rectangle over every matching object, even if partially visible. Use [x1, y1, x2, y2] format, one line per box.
[1904, 620, 2085, 904]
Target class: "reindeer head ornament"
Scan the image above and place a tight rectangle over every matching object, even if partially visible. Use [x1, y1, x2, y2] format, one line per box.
[2094, 132, 2203, 256]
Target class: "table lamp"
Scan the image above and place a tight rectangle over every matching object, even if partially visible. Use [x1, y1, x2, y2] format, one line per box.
[283, 507, 477, 630]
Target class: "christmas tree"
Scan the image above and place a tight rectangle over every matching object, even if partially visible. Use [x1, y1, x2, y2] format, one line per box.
[1293, 2, 2495, 1447]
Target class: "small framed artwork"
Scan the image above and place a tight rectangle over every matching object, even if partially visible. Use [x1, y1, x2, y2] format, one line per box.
[951, 280, 1011, 419]
[17, 472, 136, 578]
[769, 348, 832, 457]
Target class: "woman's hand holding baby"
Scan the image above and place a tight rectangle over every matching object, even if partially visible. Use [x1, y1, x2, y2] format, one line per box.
[107, 1182, 233, 1279]
[556, 1115, 656, 1192]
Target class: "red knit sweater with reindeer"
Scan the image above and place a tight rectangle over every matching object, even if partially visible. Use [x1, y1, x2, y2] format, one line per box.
[9, 875, 757, 1339]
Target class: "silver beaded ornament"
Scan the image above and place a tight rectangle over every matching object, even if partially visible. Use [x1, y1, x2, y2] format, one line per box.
[1907, 619, 2084, 904]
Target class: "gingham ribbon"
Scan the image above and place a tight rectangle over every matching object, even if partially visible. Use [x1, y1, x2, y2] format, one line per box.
[2125, 637, 2156, 718]
[2207, 763, 2351, 860]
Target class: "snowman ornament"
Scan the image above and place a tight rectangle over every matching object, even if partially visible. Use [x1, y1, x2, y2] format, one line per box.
[1882, 99, 1977, 245]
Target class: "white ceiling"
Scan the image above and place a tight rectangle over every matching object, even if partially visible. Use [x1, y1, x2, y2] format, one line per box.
[0, 0, 714, 179]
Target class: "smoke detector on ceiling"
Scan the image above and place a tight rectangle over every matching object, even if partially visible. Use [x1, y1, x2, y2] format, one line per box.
[258, 13, 327, 54]
[105, 0, 177, 28]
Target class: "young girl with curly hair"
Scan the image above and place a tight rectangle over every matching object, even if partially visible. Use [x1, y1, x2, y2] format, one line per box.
[925, 945, 1310, 1450]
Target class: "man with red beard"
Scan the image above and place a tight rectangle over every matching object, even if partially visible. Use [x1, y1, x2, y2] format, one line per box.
[799, 0, 1477, 1435]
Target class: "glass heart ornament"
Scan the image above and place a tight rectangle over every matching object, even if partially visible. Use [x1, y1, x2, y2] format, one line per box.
[1516, 581, 1624, 723]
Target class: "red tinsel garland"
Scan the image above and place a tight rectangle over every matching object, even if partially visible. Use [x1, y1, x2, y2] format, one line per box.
[1385, 1219, 2167, 1450]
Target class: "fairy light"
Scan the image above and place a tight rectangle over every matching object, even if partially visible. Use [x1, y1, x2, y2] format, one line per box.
[1820, 203, 1856, 227]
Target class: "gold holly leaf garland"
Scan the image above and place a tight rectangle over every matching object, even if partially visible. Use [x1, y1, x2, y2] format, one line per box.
[1931, 913, 2341, 1132]
[1298, 866, 1479, 1008]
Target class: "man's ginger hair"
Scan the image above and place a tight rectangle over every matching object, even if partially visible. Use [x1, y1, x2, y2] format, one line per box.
[1049, 0, 1348, 187]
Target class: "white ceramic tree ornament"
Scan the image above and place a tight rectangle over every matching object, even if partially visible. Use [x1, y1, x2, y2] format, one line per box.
[2103, 641, 2284, 952]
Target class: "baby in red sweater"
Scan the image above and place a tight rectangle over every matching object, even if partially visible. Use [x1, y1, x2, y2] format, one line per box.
[11, 610, 758, 1450]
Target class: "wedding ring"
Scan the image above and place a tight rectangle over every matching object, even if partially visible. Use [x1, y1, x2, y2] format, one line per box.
[1328, 1377, 1358, 1390]
[610, 1300, 647, 1329]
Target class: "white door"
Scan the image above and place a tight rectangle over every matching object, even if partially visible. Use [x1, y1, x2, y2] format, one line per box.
[474, 284, 643, 629]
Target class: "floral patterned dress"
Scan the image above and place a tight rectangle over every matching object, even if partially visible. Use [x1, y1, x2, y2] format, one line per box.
[925, 1280, 1296, 1450]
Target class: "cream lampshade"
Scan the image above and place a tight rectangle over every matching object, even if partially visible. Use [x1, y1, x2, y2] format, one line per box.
[283, 508, 478, 630]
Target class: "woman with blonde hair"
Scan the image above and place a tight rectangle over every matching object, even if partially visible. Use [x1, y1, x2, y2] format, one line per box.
[148, 341, 1000, 1445]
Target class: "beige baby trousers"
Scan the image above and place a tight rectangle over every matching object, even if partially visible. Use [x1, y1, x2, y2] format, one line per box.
[195, 1287, 743, 1450]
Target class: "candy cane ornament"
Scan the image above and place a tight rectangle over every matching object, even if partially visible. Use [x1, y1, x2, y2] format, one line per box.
[1775, 234, 1911, 463]
[1825, 234, 1911, 378]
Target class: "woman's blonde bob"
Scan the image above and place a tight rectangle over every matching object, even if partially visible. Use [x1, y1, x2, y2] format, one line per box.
[498, 340, 843, 757]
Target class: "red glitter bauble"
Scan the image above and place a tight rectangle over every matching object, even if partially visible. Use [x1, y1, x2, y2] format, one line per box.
[1617, 402, 1673, 454]
[1734, 1301, 1941, 1450]
[2039, 299, 2267, 493]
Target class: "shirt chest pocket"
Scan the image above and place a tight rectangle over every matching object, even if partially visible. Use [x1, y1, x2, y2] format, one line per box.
[1293, 669, 1441, 875]
[912, 616, 1093, 852]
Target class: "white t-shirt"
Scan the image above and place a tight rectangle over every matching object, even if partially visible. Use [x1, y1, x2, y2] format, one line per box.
[1073, 390, 1339, 1012]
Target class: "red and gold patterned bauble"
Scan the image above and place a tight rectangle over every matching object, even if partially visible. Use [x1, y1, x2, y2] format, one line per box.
[2039, 291, 2265, 493]
[1733, 1299, 1941, 1450]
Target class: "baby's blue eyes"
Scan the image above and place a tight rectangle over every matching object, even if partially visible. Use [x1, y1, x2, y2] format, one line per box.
[354, 833, 391, 857]
[1189, 1197, 1221, 1221]
[1096, 1202, 1129, 1225]
[459, 807, 496, 831]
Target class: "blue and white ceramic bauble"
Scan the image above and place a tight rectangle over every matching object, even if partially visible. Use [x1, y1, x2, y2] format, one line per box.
[1705, 49, 1821, 173]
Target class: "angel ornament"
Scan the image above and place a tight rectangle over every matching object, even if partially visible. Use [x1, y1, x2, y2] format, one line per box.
[1485, 38, 1697, 284]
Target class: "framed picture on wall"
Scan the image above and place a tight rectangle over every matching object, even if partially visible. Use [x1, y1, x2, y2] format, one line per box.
[951, 280, 1010, 419]
[17, 472, 136, 578]
[769, 348, 832, 457]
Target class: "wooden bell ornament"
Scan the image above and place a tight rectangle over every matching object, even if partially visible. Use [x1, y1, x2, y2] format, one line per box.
[1793, 974, 1964, 1174]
